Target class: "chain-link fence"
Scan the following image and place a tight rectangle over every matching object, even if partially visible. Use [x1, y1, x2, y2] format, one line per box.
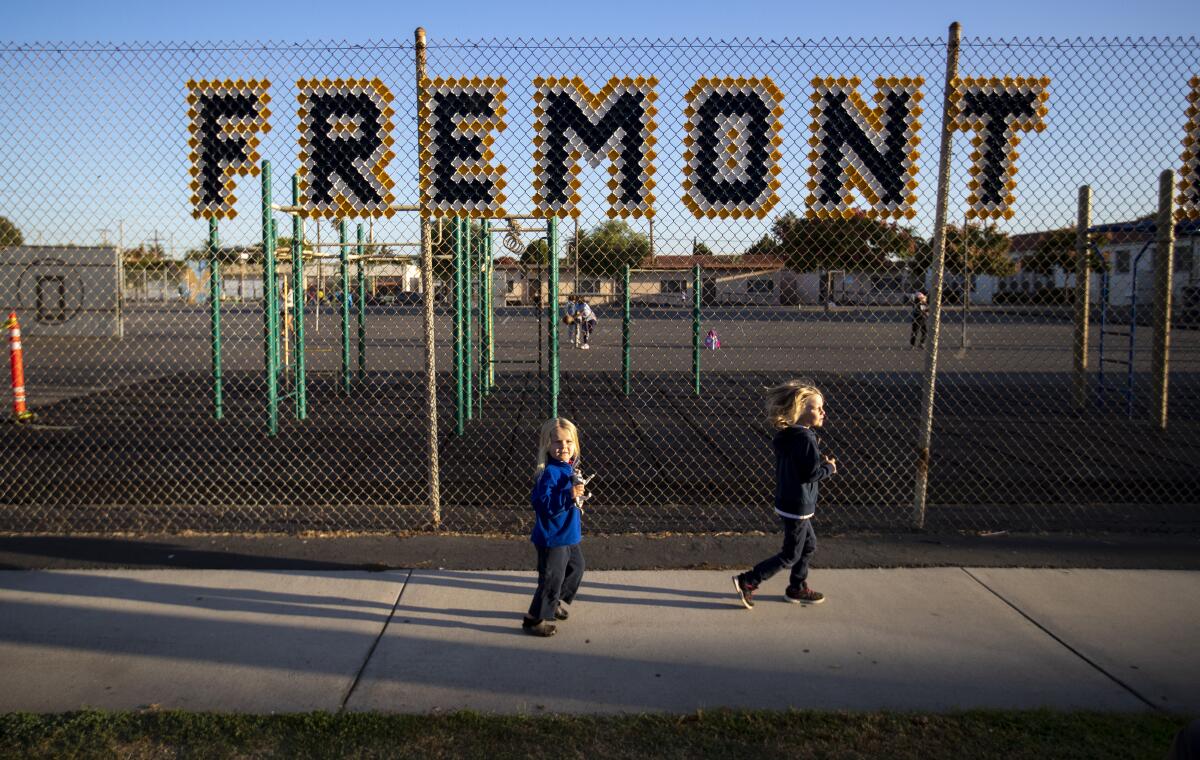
[1, 32, 1198, 534]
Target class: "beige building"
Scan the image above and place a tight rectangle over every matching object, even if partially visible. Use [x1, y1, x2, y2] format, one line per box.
[493, 254, 786, 307]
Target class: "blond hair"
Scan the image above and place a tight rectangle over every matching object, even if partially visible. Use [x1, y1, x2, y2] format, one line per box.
[765, 380, 823, 430]
[534, 417, 581, 477]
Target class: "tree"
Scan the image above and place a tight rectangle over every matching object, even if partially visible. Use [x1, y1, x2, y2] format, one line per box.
[907, 224, 1017, 279]
[575, 221, 650, 277]
[743, 233, 778, 257]
[692, 240, 713, 257]
[1022, 227, 1107, 276]
[0, 216, 23, 247]
[521, 238, 550, 270]
[770, 210, 918, 273]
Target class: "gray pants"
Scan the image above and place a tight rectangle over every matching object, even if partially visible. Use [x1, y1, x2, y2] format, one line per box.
[527, 543, 585, 621]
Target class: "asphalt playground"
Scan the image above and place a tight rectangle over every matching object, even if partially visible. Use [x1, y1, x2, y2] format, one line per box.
[2, 304, 1198, 534]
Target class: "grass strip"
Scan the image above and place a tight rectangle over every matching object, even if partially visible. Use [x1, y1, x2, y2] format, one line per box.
[0, 708, 1188, 760]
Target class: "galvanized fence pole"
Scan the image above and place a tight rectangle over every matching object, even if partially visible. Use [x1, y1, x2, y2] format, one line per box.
[911, 21, 961, 527]
[548, 217, 559, 420]
[465, 219, 474, 421]
[1152, 169, 1175, 430]
[415, 26, 442, 527]
[1074, 185, 1092, 410]
[692, 264, 701, 395]
[623, 263, 631, 396]
[453, 217, 465, 435]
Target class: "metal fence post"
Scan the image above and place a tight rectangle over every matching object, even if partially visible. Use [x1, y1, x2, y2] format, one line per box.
[415, 27, 442, 527]
[453, 217, 465, 435]
[465, 219, 474, 421]
[623, 263, 631, 396]
[692, 263, 701, 395]
[1152, 169, 1175, 430]
[911, 21, 961, 527]
[548, 217, 559, 419]
[1074, 185, 1092, 410]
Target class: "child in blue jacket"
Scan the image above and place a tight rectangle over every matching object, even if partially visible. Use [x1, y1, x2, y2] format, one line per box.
[522, 417, 587, 637]
[733, 380, 838, 608]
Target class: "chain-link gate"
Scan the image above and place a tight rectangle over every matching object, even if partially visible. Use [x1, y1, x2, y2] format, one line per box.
[0, 31, 1198, 534]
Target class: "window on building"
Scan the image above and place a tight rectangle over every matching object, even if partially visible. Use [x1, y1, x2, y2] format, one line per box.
[1115, 250, 1130, 274]
[506, 279, 519, 293]
[662, 279, 687, 293]
[746, 278, 775, 294]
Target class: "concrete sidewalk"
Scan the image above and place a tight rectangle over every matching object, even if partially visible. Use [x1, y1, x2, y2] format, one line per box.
[0, 568, 1196, 714]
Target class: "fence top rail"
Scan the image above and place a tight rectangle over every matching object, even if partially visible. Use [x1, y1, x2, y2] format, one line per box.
[270, 204, 421, 214]
[302, 241, 421, 249]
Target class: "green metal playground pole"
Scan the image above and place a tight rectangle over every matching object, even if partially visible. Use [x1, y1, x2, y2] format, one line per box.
[480, 220, 491, 398]
[465, 220, 474, 421]
[487, 235, 496, 393]
[339, 220, 351, 395]
[260, 160, 279, 436]
[693, 264, 702, 396]
[291, 176, 307, 420]
[623, 264, 631, 396]
[356, 223, 367, 380]
[453, 218, 464, 435]
[270, 217, 281, 384]
[488, 237, 496, 392]
[208, 218, 223, 420]
[548, 218, 559, 419]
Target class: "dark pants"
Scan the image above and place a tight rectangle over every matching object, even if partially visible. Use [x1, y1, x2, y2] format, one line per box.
[527, 543, 585, 621]
[910, 318, 927, 346]
[581, 318, 596, 343]
[744, 517, 817, 589]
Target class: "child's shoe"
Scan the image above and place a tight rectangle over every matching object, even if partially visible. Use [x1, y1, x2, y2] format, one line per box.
[522, 616, 557, 637]
[732, 574, 756, 609]
[784, 584, 825, 605]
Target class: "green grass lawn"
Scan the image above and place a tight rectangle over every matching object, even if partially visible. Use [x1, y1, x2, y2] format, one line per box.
[0, 709, 1189, 759]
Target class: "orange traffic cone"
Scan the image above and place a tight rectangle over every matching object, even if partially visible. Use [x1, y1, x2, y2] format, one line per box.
[7, 312, 35, 423]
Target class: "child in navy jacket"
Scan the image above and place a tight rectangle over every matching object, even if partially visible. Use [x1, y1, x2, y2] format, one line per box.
[733, 381, 838, 609]
[522, 417, 587, 637]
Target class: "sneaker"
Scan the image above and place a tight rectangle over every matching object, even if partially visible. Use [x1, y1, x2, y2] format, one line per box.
[554, 605, 569, 621]
[580, 344, 590, 350]
[732, 575, 756, 609]
[784, 585, 825, 605]
[521, 616, 557, 637]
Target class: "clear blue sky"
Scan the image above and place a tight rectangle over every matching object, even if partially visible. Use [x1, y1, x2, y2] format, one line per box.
[5, 0, 1197, 44]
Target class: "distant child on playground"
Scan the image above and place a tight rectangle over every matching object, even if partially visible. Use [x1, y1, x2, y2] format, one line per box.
[733, 380, 837, 609]
[910, 291, 928, 348]
[523, 417, 587, 637]
[576, 298, 596, 349]
[563, 297, 580, 348]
